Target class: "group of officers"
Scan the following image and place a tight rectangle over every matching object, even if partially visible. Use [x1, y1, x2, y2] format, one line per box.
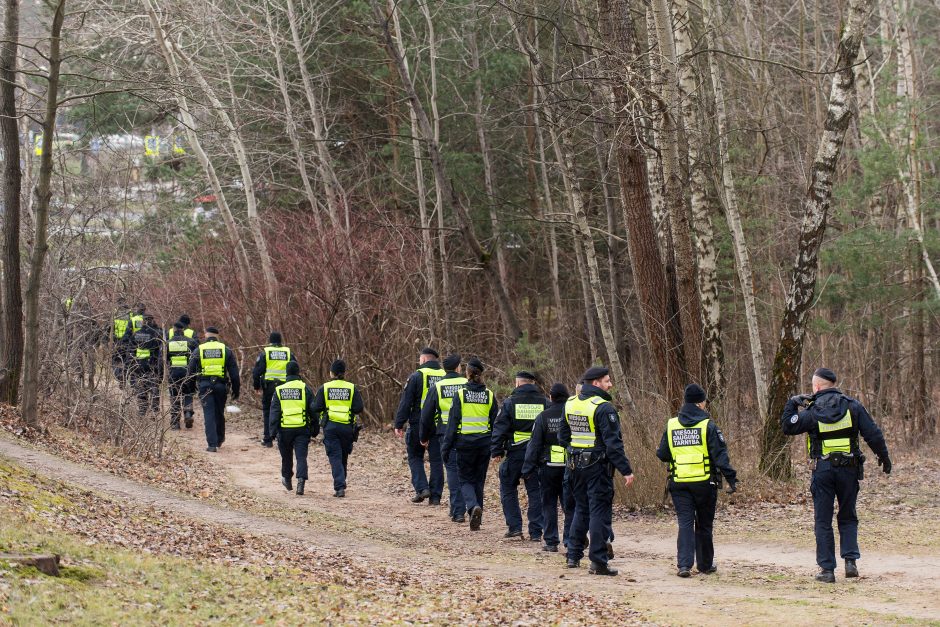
[110, 309, 894, 582]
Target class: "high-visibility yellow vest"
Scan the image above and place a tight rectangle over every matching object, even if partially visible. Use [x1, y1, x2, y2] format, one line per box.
[323, 380, 356, 424]
[135, 347, 152, 359]
[130, 314, 143, 332]
[167, 336, 191, 368]
[666, 417, 711, 483]
[435, 376, 468, 427]
[170, 327, 195, 339]
[512, 402, 544, 445]
[113, 316, 129, 340]
[199, 341, 226, 378]
[548, 445, 566, 466]
[457, 388, 493, 435]
[183, 328, 194, 338]
[814, 410, 856, 457]
[276, 380, 307, 428]
[565, 396, 605, 449]
[264, 346, 291, 382]
[418, 366, 446, 403]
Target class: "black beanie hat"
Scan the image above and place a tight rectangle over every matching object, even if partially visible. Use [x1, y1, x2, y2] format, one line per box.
[549, 383, 570, 402]
[205, 326, 219, 335]
[420, 346, 440, 359]
[269, 331, 283, 345]
[467, 357, 484, 372]
[286, 361, 300, 376]
[515, 370, 537, 381]
[684, 383, 707, 404]
[179, 314, 191, 325]
[442, 353, 461, 371]
[814, 367, 837, 383]
[581, 366, 610, 383]
[331, 359, 347, 376]
[173, 321, 184, 330]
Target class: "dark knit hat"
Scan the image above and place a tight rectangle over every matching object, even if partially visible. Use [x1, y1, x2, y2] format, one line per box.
[179, 314, 191, 325]
[442, 353, 461, 371]
[286, 361, 300, 376]
[467, 357, 485, 372]
[420, 347, 440, 359]
[205, 326, 220, 335]
[549, 383, 570, 402]
[269, 331, 283, 345]
[515, 370, 537, 381]
[684, 383, 707, 404]
[173, 321, 184, 330]
[331, 359, 347, 376]
[814, 367, 837, 383]
[581, 366, 610, 383]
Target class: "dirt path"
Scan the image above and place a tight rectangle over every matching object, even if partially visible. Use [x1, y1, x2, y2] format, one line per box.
[3, 425, 939, 625]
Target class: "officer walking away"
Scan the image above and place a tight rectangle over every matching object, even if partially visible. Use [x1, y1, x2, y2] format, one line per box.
[492, 370, 546, 542]
[781, 367, 891, 583]
[419, 353, 468, 522]
[522, 383, 573, 552]
[311, 359, 363, 498]
[109, 298, 133, 387]
[188, 326, 240, 452]
[129, 314, 163, 417]
[559, 366, 635, 576]
[270, 361, 319, 495]
[441, 358, 497, 531]
[251, 332, 297, 448]
[656, 384, 737, 578]
[166, 321, 199, 429]
[394, 347, 445, 504]
[177, 314, 197, 339]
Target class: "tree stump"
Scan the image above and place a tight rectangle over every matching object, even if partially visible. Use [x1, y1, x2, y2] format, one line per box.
[0, 553, 61, 576]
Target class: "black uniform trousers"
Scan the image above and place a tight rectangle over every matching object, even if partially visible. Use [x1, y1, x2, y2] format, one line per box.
[811, 460, 860, 570]
[323, 421, 355, 491]
[130, 366, 160, 417]
[199, 380, 227, 448]
[278, 427, 311, 481]
[669, 481, 718, 571]
[566, 461, 614, 566]
[499, 447, 543, 538]
[261, 381, 280, 444]
[456, 446, 490, 512]
[539, 465, 569, 548]
[168, 368, 193, 427]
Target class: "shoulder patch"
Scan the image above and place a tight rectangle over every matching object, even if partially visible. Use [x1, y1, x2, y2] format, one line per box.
[609, 414, 617, 423]
[790, 414, 799, 424]
[717, 429, 725, 443]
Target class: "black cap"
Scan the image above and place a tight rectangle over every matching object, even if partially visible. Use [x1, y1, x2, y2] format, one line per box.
[814, 367, 837, 383]
[179, 314, 191, 325]
[331, 359, 347, 376]
[549, 383, 570, 402]
[684, 383, 707, 404]
[173, 321, 184, 330]
[269, 331, 283, 344]
[581, 366, 609, 383]
[286, 361, 300, 376]
[205, 326, 220, 335]
[442, 353, 461, 371]
[420, 347, 439, 359]
[467, 357, 484, 372]
[515, 370, 536, 381]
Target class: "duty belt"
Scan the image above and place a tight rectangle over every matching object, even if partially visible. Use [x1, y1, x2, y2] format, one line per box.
[566, 449, 606, 470]
[816, 453, 859, 468]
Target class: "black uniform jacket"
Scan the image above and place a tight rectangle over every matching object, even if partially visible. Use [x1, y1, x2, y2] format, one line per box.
[251, 344, 299, 390]
[440, 381, 498, 460]
[269, 374, 320, 438]
[187, 339, 241, 399]
[656, 403, 737, 487]
[491, 383, 548, 457]
[558, 384, 633, 477]
[781, 387, 888, 460]
[418, 371, 464, 442]
[394, 360, 442, 429]
[521, 400, 566, 477]
[310, 378, 364, 431]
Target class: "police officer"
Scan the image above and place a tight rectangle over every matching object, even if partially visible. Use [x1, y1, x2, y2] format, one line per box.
[522, 383, 572, 552]
[656, 383, 737, 577]
[188, 326, 240, 452]
[441, 358, 496, 531]
[270, 361, 319, 495]
[166, 321, 199, 430]
[492, 370, 546, 541]
[128, 314, 163, 417]
[311, 359, 363, 498]
[177, 314, 197, 339]
[419, 353, 468, 522]
[110, 299, 133, 387]
[559, 366, 634, 576]
[781, 367, 891, 583]
[394, 347, 445, 504]
[251, 332, 297, 448]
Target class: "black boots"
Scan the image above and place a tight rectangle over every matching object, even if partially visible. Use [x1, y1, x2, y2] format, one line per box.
[589, 562, 618, 576]
[429, 497, 441, 506]
[411, 489, 431, 503]
[677, 568, 692, 578]
[845, 559, 859, 578]
[184, 413, 194, 429]
[469, 506, 483, 531]
[282, 476, 293, 492]
[566, 559, 580, 568]
[206, 446, 218, 453]
[296, 479, 305, 496]
[815, 569, 836, 583]
[334, 489, 345, 498]
[504, 530, 523, 539]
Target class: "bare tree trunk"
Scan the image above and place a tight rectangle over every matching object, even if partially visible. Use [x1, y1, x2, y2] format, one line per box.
[20, 0, 65, 427]
[374, 0, 522, 342]
[145, 2, 253, 301]
[760, 0, 875, 480]
[598, 0, 685, 408]
[532, 97, 564, 322]
[703, 0, 768, 418]
[0, 0, 23, 404]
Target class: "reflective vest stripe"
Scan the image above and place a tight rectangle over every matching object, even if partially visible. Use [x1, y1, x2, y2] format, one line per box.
[818, 410, 855, 456]
[130, 315, 143, 332]
[199, 341, 226, 377]
[565, 397, 604, 449]
[435, 377, 468, 427]
[135, 347, 151, 359]
[666, 417, 711, 483]
[512, 403, 544, 444]
[323, 380, 356, 424]
[264, 346, 291, 381]
[457, 388, 493, 435]
[277, 380, 307, 428]
[168, 339, 190, 367]
[183, 328, 194, 338]
[418, 367, 446, 404]
[113, 317, 129, 339]
[548, 445, 566, 466]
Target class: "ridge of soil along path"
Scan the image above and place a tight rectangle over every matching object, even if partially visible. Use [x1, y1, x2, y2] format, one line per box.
[1, 417, 939, 624]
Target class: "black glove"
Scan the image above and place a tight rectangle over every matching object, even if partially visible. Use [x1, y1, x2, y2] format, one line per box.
[725, 481, 737, 495]
[877, 455, 892, 475]
[788, 394, 810, 407]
